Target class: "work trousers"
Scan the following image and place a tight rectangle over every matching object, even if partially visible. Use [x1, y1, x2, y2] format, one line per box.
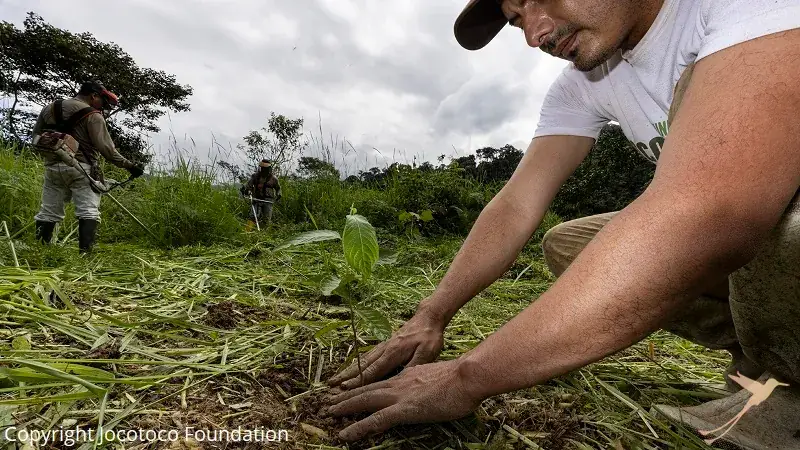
[34, 162, 102, 223]
[250, 200, 274, 223]
[541, 193, 800, 384]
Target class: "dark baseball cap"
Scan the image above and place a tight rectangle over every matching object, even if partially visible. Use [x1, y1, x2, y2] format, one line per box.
[454, 0, 508, 50]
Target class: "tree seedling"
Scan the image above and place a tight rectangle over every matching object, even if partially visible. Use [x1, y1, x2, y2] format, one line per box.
[274, 206, 397, 386]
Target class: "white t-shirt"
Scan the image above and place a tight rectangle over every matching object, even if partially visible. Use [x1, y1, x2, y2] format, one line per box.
[533, 0, 800, 164]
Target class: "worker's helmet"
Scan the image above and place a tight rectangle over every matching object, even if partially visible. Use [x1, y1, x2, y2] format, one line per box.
[81, 80, 120, 109]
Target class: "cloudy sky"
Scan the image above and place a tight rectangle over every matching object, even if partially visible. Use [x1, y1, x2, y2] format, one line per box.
[1, 0, 570, 175]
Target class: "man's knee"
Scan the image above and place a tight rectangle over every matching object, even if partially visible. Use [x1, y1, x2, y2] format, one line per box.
[35, 182, 68, 222]
[541, 221, 585, 277]
[729, 200, 800, 383]
[541, 212, 617, 277]
[72, 185, 102, 221]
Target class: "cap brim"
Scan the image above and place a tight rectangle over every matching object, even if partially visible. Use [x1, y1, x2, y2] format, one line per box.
[100, 89, 119, 107]
[454, 0, 508, 50]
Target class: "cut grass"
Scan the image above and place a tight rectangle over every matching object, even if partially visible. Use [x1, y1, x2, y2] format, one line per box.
[0, 235, 729, 449]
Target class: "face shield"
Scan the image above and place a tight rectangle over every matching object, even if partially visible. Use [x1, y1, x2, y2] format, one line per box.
[100, 93, 119, 118]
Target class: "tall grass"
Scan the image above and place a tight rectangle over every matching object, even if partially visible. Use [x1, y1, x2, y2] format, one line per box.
[0, 141, 537, 250]
[0, 143, 50, 233]
[103, 156, 245, 247]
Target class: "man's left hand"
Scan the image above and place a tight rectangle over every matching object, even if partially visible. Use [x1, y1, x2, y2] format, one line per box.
[323, 359, 481, 442]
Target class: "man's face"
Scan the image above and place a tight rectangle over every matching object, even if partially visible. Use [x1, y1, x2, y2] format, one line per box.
[499, 0, 639, 71]
[88, 93, 105, 111]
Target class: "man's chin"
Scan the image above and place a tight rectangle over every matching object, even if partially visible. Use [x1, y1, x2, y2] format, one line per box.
[571, 49, 617, 72]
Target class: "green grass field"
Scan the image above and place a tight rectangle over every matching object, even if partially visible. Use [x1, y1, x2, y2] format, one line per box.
[0, 145, 732, 449]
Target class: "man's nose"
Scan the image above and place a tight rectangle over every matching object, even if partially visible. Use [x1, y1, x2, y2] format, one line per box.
[520, 6, 555, 48]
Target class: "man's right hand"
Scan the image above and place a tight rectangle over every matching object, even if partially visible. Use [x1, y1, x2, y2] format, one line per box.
[327, 305, 446, 390]
[127, 164, 144, 179]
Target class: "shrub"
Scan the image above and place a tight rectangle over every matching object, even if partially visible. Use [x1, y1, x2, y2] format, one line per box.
[102, 156, 243, 247]
[551, 124, 656, 220]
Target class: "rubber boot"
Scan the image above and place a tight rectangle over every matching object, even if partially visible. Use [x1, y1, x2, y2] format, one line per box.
[35, 221, 56, 244]
[78, 219, 99, 254]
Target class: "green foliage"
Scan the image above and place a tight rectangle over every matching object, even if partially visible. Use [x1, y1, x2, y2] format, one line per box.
[398, 209, 434, 239]
[353, 307, 393, 341]
[0, 144, 48, 233]
[2, 122, 650, 252]
[104, 157, 242, 247]
[342, 213, 380, 281]
[551, 124, 656, 220]
[275, 211, 394, 342]
[452, 144, 524, 183]
[297, 156, 340, 180]
[0, 12, 192, 163]
[228, 112, 306, 176]
[273, 229, 341, 251]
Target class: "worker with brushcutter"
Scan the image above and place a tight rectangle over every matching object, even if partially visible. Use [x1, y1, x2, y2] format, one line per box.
[324, 0, 800, 447]
[240, 159, 281, 229]
[31, 80, 145, 254]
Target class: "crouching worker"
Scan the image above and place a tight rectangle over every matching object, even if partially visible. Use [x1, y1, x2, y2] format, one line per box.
[31, 80, 144, 254]
[240, 159, 281, 229]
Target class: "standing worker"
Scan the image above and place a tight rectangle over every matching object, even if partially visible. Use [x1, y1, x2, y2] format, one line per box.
[31, 80, 144, 254]
[240, 159, 281, 228]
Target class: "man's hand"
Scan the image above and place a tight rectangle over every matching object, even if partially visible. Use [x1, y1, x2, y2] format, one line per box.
[327, 307, 445, 390]
[127, 163, 144, 179]
[323, 359, 482, 441]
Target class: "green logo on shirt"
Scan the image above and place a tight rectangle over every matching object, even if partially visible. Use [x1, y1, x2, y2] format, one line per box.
[628, 120, 669, 163]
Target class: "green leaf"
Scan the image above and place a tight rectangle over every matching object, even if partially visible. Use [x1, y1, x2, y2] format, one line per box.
[398, 211, 412, 223]
[3, 360, 106, 396]
[274, 230, 341, 251]
[11, 336, 30, 351]
[0, 390, 97, 406]
[376, 249, 398, 266]
[342, 215, 379, 279]
[332, 273, 356, 300]
[354, 307, 393, 341]
[320, 275, 341, 296]
[420, 210, 434, 222]
[90, 333, 111, 351]
[0, 405, 16, 428]
[313, 320, 349, 339]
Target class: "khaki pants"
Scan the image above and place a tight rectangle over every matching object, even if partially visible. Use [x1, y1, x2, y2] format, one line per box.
[34, 162, 102, 223]
[541, 193, 800, 384]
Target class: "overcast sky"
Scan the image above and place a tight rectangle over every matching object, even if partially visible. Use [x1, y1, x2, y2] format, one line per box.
[1, 0, 569, 175]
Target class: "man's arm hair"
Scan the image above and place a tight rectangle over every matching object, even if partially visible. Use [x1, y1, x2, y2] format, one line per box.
[85, 114, 133, 169]
[418, 134, 595, 325]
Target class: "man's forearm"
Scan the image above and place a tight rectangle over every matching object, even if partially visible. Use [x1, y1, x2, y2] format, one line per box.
[418, 194, 548, 326]
[456, 192, 763, 400]
[101, 146, 133, 169]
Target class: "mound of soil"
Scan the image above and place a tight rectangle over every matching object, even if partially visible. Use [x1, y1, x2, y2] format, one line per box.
[204, 301, 239, 329]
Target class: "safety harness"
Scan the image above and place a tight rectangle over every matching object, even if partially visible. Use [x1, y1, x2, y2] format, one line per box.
[33, 99, 100, 167]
